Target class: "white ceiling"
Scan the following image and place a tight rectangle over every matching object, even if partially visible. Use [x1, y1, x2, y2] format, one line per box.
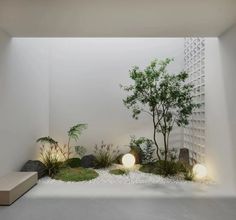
[0, 0, 236, 37]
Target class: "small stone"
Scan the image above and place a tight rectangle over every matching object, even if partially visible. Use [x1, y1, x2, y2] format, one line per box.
[179, 148, 190, 165]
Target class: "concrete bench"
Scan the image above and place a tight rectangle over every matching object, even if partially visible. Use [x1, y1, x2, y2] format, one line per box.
[0, 172, 37, 205]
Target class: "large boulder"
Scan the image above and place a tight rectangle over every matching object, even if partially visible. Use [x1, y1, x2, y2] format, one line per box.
[178, 148, 190, 165]
[129, 145, 143, 164]
[21, 160, 47, 179]
[80, 154, 96, 168]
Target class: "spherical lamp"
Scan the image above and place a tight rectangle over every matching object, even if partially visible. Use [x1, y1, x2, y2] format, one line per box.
[122, 153, 135, 168]
[193, 164, 207, 179]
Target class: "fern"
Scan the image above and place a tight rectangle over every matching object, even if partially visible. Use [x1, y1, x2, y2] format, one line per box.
[36, 136, 58, 145]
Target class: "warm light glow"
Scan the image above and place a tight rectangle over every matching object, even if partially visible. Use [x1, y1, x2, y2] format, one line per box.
[193, 164, 207, 179]
[122, 153, 135, 168]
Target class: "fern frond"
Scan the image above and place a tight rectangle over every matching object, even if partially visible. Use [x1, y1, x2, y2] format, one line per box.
[67, 123, 87, 141]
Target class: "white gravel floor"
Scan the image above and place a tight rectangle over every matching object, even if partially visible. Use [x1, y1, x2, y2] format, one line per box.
[39, 168, 211, 186]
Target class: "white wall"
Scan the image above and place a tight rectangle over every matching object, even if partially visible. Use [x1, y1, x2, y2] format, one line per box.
[49, 38, 184, 153]
[205, 25, 236, 191]
[0, 37, 184, 176]
[0, 33, 49, 177]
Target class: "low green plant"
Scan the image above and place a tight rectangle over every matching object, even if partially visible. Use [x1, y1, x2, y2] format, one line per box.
[140, 160, 186, 177]
[53, 167, 98, 182]
[65, 158, 81, 168]
[109, 169, 127, 175]
[184, 170, 194, 181]
[94, 141, 120, 168]
[141, 139, 156, 164]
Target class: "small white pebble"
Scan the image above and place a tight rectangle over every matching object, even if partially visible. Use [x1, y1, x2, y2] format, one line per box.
[39, 169, 213, 186]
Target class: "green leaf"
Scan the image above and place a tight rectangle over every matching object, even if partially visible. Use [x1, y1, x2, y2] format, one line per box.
[36, 136, 58, 145]
[67, 123, 87, 141]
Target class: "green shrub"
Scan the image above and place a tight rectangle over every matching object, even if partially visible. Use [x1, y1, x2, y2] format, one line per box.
[65, 158, 81, 168]
[109, 169, 127, 175]
[140, 160, 187, 177]
[94, 141, 119, 168]
[114, 154, 123, 164]
[139, 162, 156, 174]
[130, 136, 155, 164]
[53, 167, 98, 182]
[184, 170, 194, 181]
[182, 164, 194, 181]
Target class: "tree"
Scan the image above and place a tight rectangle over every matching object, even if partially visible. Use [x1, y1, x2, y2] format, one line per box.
[121, 58, 199, 161]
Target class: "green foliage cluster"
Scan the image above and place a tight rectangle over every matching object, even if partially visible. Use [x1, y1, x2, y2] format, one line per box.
[109, 169, 127, 175]
[140, 160, 186, 177]
[53, 167, 98, 182]
[65, 158, 81, 168]
[184, 169, 194, 181]
[160, 148, 178, 161]
[94, 141, 120, 168]
[37, 123, 87, 176]
[130, 136, 155, 164]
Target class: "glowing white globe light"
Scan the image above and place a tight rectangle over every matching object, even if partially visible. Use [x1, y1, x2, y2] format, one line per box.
[122, 153, 135, 168]
[193, 164, 207, 179]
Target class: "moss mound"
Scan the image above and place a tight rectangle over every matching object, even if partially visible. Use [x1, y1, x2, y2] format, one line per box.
[65, 158, 81, 168]
[109, 169, 127, 175]
[53, 167, 98, 182]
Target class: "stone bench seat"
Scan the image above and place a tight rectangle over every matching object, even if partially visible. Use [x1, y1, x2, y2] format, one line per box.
[0, 172, 37, 205]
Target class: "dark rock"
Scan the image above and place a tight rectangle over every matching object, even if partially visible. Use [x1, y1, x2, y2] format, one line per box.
[21, 160, 47, 179]
[80, 154, 96, 168]
[129, 145, 143, 164]
[179, 148, 190, 165]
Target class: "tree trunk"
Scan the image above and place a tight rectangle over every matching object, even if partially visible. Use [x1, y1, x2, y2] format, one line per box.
[154, 127, 161, 160]
[152, 112, 161, 160]
[67, 137, 71, 160]
[163, 133, 168, 161]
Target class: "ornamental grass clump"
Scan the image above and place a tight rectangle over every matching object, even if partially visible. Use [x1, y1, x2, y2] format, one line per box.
[94, 141, 120, 168]
[37, 139, 62, 177]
